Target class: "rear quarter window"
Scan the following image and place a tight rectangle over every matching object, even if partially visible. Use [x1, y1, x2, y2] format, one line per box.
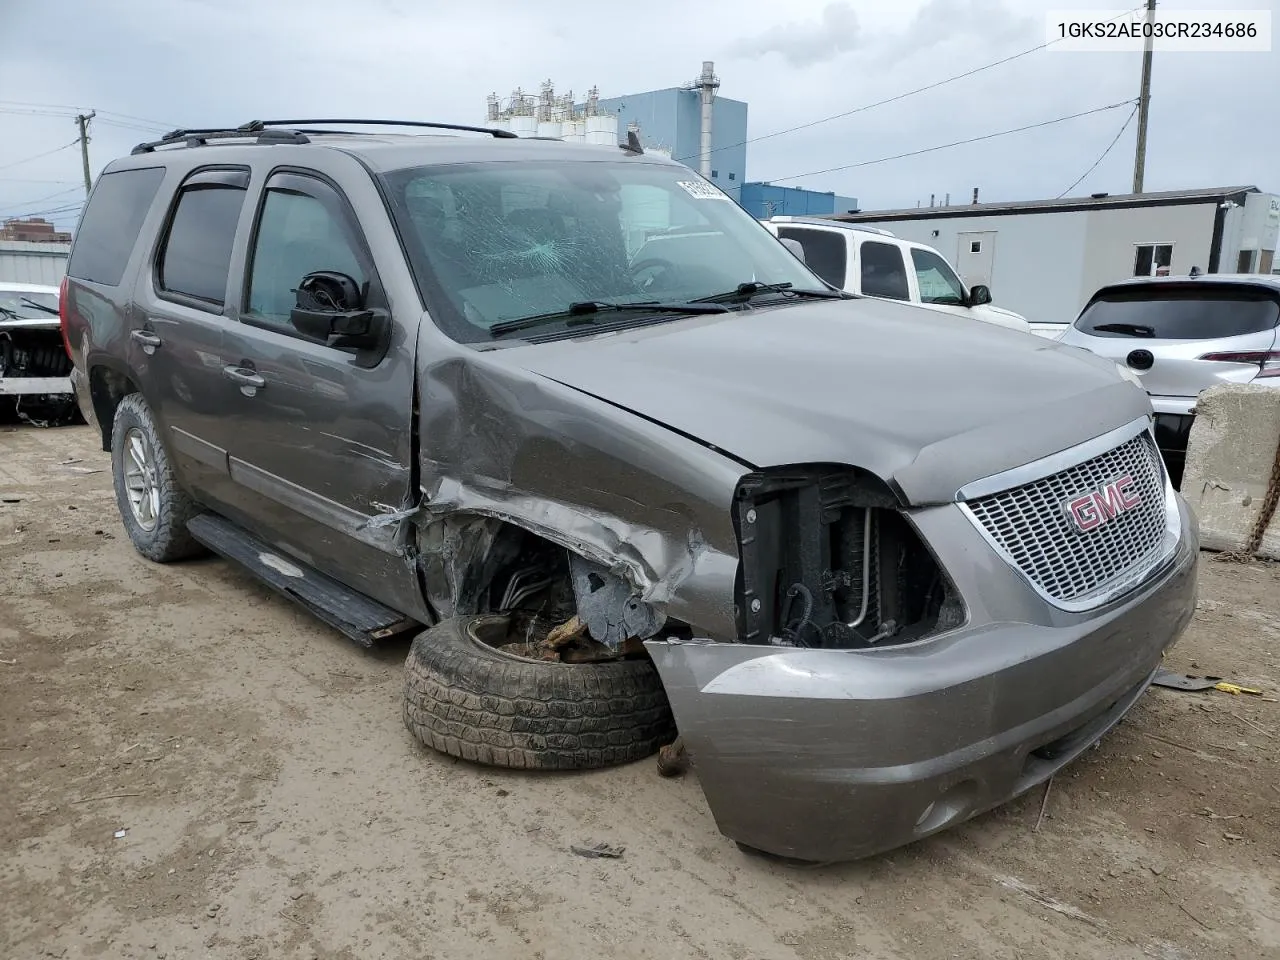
[66, 167, 166, 286]
[1077, 286, 1280, 339]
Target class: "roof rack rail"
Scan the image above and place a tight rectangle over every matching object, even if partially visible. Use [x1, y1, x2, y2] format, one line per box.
[132, 118, 517, 155]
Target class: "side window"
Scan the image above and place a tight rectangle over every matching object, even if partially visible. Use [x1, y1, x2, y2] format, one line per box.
[909, 247, 967, 305]
[859, 241, 910, 301]
[776, 227, 847, 288]
[157, 171, 248, 307]
[244, 177, 369, 336]
[67, 167, 165, 286]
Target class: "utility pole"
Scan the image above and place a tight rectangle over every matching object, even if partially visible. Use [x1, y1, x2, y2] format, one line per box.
[76, 110, 96, 197]
[1132, 0, 1156, 193]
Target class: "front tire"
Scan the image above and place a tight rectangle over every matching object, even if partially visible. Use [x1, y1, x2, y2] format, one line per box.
[110, 393, 204, 563]
[403, 614, 676, 770]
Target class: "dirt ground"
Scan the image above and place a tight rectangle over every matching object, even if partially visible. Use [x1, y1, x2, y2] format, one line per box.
[2, 422, 1278, 960]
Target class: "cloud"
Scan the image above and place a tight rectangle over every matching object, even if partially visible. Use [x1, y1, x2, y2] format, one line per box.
[728, 2, 862, 67]
[879, 0, 1039, 60]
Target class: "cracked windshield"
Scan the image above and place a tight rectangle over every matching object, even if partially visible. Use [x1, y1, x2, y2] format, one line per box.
[382, 160, 822, 340]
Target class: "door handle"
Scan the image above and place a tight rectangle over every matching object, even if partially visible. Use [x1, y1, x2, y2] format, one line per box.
[131, 330, 162, 354]
[222, 365, 266, 389]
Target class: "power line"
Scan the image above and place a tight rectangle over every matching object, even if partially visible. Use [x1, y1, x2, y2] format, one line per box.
[675, 5, 1144, 163]
[0, 139, 81, 173]
[0, 100, 176, 129]
[4, 185, 82, 211]
[766, 100, 1138, 183]
[2, 201, 85, 220]
[1056, 103, 1140, 199]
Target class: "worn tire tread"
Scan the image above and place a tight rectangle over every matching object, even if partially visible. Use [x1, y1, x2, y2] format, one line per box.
[403, 615, 675, 770]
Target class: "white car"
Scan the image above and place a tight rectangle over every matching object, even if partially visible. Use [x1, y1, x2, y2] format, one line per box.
[762, 216, 1032, 333]
[0, 280, 79, 425]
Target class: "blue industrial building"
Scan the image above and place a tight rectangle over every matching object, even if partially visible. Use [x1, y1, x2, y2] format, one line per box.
[499, 63, 856, 216]
[738, 182, 860, 220]
[595, 87, 749, 203]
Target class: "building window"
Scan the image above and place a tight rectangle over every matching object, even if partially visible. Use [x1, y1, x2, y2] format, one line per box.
[969, 240, 982, 254]
[711, 169, 719, 179]
[1237, 250, 1257, 273]
[1134, 243, 1173, 277]
[728, 172, 735, 181]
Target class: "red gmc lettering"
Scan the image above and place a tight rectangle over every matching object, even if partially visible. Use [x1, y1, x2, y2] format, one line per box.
[1068, 495, 1102, 531]
[1067, 475, 1140, 532]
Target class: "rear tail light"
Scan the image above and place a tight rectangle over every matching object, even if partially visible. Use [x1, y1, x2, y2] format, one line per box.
[1198, 350, 1280, 378]
[58, 275, 73, 360]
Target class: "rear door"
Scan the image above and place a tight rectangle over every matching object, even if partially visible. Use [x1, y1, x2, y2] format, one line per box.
[218, 165, 426, 619]
[1064, 283, 1280, 400]
[855, 239, 912, 303]
[131, 166, 250, 506]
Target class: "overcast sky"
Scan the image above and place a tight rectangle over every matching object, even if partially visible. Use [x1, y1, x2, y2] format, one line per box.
[1, 0, 1275, 230]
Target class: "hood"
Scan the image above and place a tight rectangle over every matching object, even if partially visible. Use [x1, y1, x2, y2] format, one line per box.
[492, 298, 1152, 505]
[972, 303, 1031, 331]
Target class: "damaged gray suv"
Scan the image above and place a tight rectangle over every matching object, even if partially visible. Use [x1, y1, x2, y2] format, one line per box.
[61, 120, 1199, 863]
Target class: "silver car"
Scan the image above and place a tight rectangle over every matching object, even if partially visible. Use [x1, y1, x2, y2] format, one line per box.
[1057, 275, 1280, 487]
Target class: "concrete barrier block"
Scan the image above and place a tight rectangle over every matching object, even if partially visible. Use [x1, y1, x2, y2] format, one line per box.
[1181, 383, 1280, 559]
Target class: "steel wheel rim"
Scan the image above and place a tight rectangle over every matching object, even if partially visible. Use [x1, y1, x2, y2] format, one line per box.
[122, 427, 160, 531]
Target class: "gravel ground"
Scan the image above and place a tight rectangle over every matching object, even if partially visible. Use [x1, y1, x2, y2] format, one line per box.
[2, 422, 1278, 960]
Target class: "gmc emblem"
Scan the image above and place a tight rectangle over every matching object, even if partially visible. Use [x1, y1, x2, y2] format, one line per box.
[1064, 475, 1142, 532]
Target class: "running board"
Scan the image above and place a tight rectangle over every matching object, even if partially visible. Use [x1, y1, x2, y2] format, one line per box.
[187, 513, 420, 647]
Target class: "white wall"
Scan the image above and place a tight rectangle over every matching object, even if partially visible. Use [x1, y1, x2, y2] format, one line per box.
[850, 211, 1090, 326]
[1080, 202, 1217, 291]
[0, 241, 69, 285]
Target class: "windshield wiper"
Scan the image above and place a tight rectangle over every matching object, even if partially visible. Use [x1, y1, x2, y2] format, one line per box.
[695, 281, 848, 304]
[1090, 321, 1156, 337]
[18, 297, 59, 317]
[489, 299, 729, 337]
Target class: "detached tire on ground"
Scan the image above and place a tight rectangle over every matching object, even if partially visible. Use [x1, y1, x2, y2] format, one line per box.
[403, 614, 677, 770]
[110, 393, 205, 563]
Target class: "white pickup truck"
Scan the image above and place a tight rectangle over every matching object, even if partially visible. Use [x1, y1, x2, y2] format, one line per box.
[762, 216, 1033, 334]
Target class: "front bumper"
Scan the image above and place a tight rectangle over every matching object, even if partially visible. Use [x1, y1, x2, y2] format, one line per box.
[646, 497, 1199, 862]
[0, 375, 72, 397]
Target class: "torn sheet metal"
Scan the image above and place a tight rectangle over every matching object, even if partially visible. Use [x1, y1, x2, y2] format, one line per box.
[413, 352, 745, 638]
[568, 553, 665, 648]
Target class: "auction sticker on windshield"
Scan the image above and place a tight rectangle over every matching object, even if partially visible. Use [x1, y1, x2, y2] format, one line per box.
[676, 180, 731, 200]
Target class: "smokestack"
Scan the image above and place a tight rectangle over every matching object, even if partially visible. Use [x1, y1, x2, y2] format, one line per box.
[696, 60, 719, 180]
[929, 193, 935, 207]
[972, 186, 979, 204]
[944, 192, 950, 206]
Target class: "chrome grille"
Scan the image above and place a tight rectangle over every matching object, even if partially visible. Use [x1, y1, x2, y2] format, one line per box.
[964, 432, 1169, 605]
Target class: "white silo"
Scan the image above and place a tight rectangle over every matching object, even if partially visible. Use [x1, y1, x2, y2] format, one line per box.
[585, 113, 617, 146]
[509, 115, 537, 137]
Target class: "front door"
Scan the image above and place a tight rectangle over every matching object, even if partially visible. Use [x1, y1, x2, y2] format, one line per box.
[219, 169, 425, 619]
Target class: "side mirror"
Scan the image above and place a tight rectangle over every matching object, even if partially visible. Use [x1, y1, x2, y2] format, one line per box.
[968, 284, 992, 306]
[779, 237, 806, 264]
[289, 271, 384, 350]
